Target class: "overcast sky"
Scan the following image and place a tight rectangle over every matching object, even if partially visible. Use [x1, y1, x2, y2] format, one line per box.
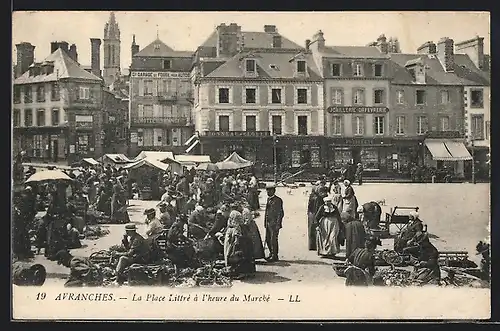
[12, 11, 490, 69]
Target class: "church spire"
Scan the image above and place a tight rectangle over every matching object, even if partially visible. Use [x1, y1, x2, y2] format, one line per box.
[104, 11, 120, 40]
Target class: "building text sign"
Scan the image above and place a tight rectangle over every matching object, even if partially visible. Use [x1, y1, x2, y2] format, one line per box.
[204, 131, 270, 138]
[327, 106, 389, 114]
[131, 71, 190, 78]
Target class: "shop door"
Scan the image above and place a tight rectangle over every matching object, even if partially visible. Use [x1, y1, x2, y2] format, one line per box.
[274, 147, 285, 171]
[352, 147, 361, 164]
[52, 140, 59, 162]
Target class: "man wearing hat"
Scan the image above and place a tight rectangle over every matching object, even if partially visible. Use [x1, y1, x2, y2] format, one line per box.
[158, 202, 175, 230]
[114, 223, 150, 284]
[264, 183, 284, 262]
[144, 208, 164, 238]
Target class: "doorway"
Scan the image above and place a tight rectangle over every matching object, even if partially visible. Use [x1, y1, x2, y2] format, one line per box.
[51, 138, 59, 163]
[352, 147, 361, 164]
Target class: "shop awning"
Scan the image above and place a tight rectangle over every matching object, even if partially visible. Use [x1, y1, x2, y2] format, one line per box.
[425, 140, 472, 161]
[444, 141, 473, 161]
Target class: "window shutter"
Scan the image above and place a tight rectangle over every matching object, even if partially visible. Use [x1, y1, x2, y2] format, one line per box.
[294, 88, 298, 104]
[340, 116, 344, 135]
[243, 88, 246, 104]
[229, 88, 233, 104]
[139, 80, 144, 96]
[215, 87, 220, 104]
[361, 90, 365, 105]
[152, 80, 158, 97]
[352, 88, 356, 105]
[373, 116, 377, 134]
[138, 104, 144, 118]
[352, 116, 357, 135]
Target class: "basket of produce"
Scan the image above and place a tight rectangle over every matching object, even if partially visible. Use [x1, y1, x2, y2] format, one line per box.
[89, 250, 114, 265]
[373, 267, 412, 287]
[332, 261, 348, 277]
[84, 225, 110, 240]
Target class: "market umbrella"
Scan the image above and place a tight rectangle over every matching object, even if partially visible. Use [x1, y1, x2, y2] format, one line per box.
[196, 163, 219, 171]
[25, 170, 73, 183]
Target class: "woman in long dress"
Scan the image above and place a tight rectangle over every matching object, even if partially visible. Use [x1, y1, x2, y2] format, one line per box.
[242, 204, 265, 260]
[307, 187, 319, 251]
[341, 180, 357, 219]
[223, 210, 255, 278]
[315, 196, 342, 257]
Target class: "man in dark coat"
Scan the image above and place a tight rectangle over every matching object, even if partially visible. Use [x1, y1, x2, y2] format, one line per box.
[55, 250, 102, 287]
[264, 184, 284, 262]
[360, 201, 382, 230]
[343, 212, 366, 259]
[114, 223, 150, 284]
[410, 232, 441, 285]
[307, 188, 319, 251]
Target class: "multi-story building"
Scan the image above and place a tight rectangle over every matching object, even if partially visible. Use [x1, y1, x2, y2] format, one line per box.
[386, 37, 485, 178]
[454, 36, 490, 178]
[191, 24, 324, 170]
[102, 89, 129, 154]
[128, 37, 194, 156]
[310, 32, 393, 176]
[13, 43, 103, 164]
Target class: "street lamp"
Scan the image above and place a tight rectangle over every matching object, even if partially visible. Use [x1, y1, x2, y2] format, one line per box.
[273, 134, 278, 184]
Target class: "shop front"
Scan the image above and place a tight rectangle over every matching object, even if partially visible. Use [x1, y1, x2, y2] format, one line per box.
[13, 126, 69, 163]
[199, 131, 270, 163]
[267, 135, 327, 175]
[423, 131, 472, 178]
[67, 114, 100, 164]
[326, 137, 393, 177]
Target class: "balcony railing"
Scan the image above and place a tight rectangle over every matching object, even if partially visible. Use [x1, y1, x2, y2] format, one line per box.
[131, 116, 190, 126]
[203, 130, 271, 137]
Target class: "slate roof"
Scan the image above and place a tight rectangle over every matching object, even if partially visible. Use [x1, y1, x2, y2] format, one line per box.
[14, 48, 102, 85]
[389, 53, 489, 86]
[320, 45, 387, 59]
[201, 31, 303, 50]
[134, 38, 193, 58]
[204, 51, 322, 80]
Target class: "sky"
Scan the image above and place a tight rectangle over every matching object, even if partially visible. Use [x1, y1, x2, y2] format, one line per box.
[12, 11, 490, 69]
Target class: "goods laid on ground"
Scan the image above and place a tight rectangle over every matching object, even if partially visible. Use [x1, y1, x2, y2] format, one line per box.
[83, 225, 111, 240]
[12, 261, 47, 286]
[373, 267, 413, 287]
[88, 249, 232, 288]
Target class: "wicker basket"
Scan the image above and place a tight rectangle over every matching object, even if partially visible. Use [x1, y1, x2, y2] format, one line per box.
[332, 262, 348, 277]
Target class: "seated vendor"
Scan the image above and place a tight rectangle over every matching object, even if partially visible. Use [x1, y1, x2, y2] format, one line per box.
[410, 232, 441, 286]
[65, 223, 82, 249]
[158, 202, 175, 230]
[55, 249, 101, 287]
[114, 223, 150, 285]
[394, 211, 424, 252]
[144, 208, 163, 239]
[207, 204, 230, 239]
[166, 214, 195, 267]
[345, 237, 379, 286]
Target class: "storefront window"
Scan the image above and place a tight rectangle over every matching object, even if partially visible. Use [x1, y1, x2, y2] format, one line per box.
[333, 148, 352, 169]
[360, 148, 379, 170]
[33, 135, 44, 158]
[310, 146, 322, 168]
[77, 134, 90, 154]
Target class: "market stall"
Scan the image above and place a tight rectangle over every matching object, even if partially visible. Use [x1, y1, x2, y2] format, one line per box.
[215, 152, 253, 171]
[98, 154, 133, 167]
[174, 155, 211, 169]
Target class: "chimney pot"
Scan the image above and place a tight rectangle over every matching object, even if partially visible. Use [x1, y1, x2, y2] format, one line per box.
[437, 37, 454, 72]
[305, 39, 311, 50]
[90, 38, 102, 77]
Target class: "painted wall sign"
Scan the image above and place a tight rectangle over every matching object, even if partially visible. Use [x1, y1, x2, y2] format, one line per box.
[131, 71, 190, 78]
[204, 131, 270, 137]
[327, 106, 389, 114]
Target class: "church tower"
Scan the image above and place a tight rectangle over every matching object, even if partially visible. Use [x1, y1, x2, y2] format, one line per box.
[103, 11, 121, 86]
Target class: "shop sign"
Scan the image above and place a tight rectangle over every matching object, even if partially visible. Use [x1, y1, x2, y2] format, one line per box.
[131, 71, 190, 78]
[75, 115, 93, 128]
[425, 130, 462, 139]
[327, 106, 389, 114]
[330, 138, 392, 146]
[204, 131, 270, 138]
[130, 132, 138, 143]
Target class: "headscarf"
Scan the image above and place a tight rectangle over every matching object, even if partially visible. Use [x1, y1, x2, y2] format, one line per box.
[241, 207, 254, 225]
[228, 210, 244, 228]
[332, 193, 342, 207]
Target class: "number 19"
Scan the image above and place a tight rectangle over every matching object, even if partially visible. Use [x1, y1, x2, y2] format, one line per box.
[36, 292, 46, 300]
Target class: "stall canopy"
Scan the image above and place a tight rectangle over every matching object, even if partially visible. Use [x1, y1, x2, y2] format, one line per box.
[215, 152, 253, 170]
[123, 158, 170, 172]
[134, 151, 174, 162]
[99, 154, 133, 165]
[425, 139, 473, 161]
[174, 155, 211, 165]
[82, 158, 100, 166]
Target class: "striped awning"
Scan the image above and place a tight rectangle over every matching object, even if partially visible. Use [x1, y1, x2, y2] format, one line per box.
[425, 140, 472, 161]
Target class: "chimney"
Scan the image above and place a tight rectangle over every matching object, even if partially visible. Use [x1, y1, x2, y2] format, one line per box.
[131, 34, 139, 58]
[437, 37, 454, 72]
[377, 34, 388, 54]
[90, 38, 102, 77]
[272, 35, 282, 48]
[264, 25, 277, 33]
[313, 30, 325, 49]
[455, 36, 485, 70]
[68, 44, 78, 62]
[389, 37, 401, 53]
[216, 23, 242, 58]
[51, 42, 59, 54]
[305, 39, 311, 51]
[15, 42, 35, 77]
[51, 41, 70, 55]
[417, 41, 437, 54]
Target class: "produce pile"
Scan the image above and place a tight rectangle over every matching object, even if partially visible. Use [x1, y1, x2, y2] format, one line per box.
[83, 225, 111, 240]
[373, 267, 413, 287]
[88, 249, 232, 288]
[86, 208, 111, 224]
[440, 267, 489, 288]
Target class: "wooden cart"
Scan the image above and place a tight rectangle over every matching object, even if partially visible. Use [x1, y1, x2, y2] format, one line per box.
[375, 206, 419, 238]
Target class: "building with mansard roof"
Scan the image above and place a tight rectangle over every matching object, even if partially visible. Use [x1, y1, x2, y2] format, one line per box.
[190, 23, 325, 172]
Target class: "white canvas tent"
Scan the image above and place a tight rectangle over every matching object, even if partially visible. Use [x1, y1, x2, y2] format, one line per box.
[99, 154, 133, 166]
[216, 152, 253, 170]
[174, 155, 211, 169]
[134, 151, 174, 162]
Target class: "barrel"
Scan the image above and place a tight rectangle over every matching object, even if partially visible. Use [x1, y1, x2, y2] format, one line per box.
[12, 262, 46, 286]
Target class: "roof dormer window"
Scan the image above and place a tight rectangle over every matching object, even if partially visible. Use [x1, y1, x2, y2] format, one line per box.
[154, 43, 161, 51]
[297, 60, 306, 74]
[246, 59, 256, 73]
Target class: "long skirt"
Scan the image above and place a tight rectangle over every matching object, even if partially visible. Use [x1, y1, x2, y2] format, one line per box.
[316, 216, 341, 257]
[342, 196, 357, 218]
[308, 212, 317, 251]
[246, 221, 265, 260]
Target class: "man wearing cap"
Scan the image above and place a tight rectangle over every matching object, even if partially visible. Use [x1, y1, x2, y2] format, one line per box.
[144, 208, 164, 238]
[264, 183, 284, 262]
[114, 223, 150, 284]
[355, 163, 364, 186]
